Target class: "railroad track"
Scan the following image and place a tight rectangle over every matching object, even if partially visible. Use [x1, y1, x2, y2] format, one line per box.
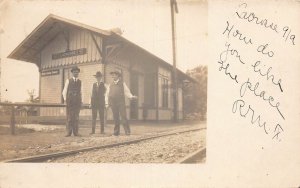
[1, 127, 205, 163]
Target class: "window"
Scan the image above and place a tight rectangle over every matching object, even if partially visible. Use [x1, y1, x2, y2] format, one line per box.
[144, 73, 155, 107]
[161, 77, 169, 108]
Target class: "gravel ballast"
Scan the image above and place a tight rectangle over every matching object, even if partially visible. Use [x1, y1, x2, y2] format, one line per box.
[51, 130, 206, 163]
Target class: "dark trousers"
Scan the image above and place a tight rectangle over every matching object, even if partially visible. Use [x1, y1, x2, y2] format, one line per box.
[92, 107, 105, 133]
[66, 94, 81, 136]
[110, 101, 130, 135]
[66, 106, 80, 136]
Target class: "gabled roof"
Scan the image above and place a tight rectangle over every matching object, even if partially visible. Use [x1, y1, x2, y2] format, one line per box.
[8, 14, 111, 63]
[8, 14, 196, 83]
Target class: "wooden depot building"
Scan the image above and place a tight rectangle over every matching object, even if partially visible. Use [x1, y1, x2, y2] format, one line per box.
[8, 14, 195, 122]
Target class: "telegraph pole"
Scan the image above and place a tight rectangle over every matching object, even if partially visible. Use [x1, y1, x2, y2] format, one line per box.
[170, 0, 178, 122]
[0, 28, 3, 102]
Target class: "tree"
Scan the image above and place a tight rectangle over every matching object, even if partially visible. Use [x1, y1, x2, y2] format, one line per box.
[25, 89, 39, 116]
[27, 89, 36, 103]
[184, 65, 207, 120]
[0, 100, 13, 116]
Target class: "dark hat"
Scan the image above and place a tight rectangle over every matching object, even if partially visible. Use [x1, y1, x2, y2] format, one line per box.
[93, 71, 103, 77]
[110, 70, 122, 76]
[71, 66, 80, 73]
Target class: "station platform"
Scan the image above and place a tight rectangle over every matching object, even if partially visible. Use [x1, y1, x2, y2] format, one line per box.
[0, 121, 206, 161]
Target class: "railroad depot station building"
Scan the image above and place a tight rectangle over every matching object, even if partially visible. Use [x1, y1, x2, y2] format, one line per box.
[8, 14, 195, 122]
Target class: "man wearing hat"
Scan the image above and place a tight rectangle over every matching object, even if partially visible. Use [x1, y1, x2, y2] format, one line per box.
[89, 71, 106, 134]
[62, 66, 82, 137]
[105, 69, 137, 136]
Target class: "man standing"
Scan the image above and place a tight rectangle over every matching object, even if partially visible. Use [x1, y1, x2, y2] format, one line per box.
[90, 71, 106, 135]
[62, 66, 82, 137]
[105, 70, 137, 136]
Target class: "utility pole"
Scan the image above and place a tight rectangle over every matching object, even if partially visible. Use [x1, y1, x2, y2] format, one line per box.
[170, 0, 178, 122]
[0, 32, 2, 102]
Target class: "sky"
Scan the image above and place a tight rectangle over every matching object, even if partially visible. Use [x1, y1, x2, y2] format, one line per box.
[0, 0, 207, 102]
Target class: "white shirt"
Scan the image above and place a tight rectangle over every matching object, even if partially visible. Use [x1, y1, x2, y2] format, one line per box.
[62, 77, 84, 102]
[105, 79, 134, 105]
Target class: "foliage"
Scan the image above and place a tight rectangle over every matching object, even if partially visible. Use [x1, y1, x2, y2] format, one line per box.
[27, 89, 36, 103]
[0, 100, 13, 116]
[25, 89, 39, 116]
[184, 65, 207, 120]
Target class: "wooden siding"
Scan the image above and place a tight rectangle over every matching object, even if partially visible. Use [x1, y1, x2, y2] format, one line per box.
[158, 109, 173, 120]
[41, 28, 102, 70]
[146, 109, 157, 120]
[39, 63, 183, 120]
[138, 75, 144, 107]
[40, 73, 62, 103]
[40, 63, 102, 116]
[37, 26, 183, 120]
[158, 66, 172, 109]
[178, 87, 183, 112]
[40, 70, 63, 116]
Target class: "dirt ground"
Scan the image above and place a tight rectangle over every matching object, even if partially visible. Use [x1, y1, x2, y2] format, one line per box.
[0, 121, 206, 161]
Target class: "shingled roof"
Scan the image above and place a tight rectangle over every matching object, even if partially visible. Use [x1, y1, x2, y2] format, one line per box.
[8, 14, 196, 83]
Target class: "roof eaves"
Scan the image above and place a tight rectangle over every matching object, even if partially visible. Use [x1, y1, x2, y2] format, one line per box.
[7, 14, 112, 60]
[110, 33, 197, 83]
[48, 14, 112, 36]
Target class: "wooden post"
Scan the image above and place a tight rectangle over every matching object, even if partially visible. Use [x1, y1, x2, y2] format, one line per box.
[170, 0, 179, 122]
[10, 106, 15, 135]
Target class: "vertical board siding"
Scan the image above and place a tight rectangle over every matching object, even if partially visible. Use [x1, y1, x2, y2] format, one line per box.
[41, 28, 102, 70]
[41, 34, 67, 69]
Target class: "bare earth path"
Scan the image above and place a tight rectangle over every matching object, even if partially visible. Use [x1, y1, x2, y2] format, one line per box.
[0, 121, 206, 162]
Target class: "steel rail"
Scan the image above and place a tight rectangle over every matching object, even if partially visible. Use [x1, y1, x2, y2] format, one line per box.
[2, 127, 205, 163]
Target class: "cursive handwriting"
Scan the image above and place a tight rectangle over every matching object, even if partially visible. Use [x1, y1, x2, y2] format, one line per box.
[257, 43, 274, 58]
[218, 61, 239, 84]
[219, 42, 246, 65]
[232, 99, 270, 134]
[219, 2, 289, 142]
[272, 124, 283, 140]
[223, 21, 253, 45]
[235, 3, 279, 33]
[251, 61, 283, 92]
[239, 78, 285, 120]
[218, 42, 247, 84]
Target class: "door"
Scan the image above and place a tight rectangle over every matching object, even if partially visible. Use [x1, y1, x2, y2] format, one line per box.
[130, 72, 139, 119]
